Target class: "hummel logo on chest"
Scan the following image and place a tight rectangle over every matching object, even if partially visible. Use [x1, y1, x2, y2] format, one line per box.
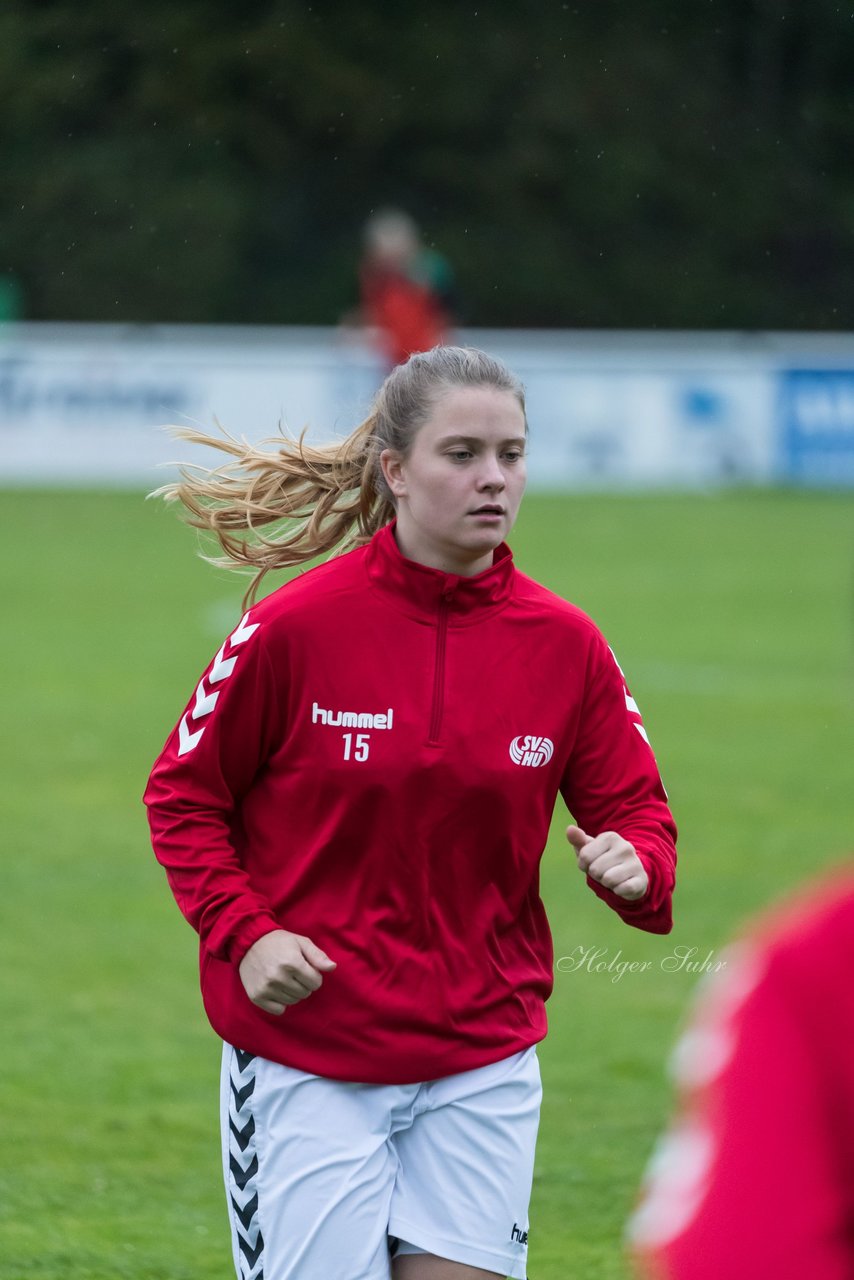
[311, 701, 394, 730]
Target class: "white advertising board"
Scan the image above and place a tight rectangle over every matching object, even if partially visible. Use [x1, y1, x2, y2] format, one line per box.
[0, 324, 851, 487]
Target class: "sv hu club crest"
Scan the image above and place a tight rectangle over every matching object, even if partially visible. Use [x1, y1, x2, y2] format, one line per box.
[509, 735, 554, 767]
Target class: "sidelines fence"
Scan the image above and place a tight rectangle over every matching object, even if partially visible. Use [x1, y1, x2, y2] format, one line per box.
[1, 323, 853, 488]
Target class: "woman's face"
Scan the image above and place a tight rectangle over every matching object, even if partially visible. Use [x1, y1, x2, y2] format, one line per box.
[381, 386, 528, 576]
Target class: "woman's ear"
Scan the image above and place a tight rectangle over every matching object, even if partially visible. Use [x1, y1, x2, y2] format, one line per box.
[380, 448, 407, 499]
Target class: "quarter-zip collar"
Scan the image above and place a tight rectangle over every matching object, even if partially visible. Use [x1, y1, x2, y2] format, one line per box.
[364, 520, 516, 626]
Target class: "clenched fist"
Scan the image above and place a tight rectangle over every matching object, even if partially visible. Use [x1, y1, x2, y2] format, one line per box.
[238, 929, 337, 1016]
[566, 826, 649, 902]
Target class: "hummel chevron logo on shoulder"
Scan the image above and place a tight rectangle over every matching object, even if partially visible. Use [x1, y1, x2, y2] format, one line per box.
[177, 612, 260, 757]
[609, 646, 652, 746]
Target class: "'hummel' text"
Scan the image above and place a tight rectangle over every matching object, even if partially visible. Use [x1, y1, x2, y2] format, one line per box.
[312, 702, 394, 730]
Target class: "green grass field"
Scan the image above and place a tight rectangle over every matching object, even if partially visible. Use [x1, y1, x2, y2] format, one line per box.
[1, 487, 852, 1279]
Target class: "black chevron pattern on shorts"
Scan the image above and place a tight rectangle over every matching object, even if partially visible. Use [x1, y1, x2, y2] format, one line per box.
[230, 1112, 256, 1152]
[227, 1048, 264, 1280]
[232, 1190, 259, 1234]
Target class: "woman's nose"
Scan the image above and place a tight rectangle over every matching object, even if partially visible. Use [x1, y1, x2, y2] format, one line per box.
[477, 456, 506, 489]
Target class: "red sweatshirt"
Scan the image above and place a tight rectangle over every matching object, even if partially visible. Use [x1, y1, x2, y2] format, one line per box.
[629, 871, 854, 1280]
[144, 522, 676, 1083]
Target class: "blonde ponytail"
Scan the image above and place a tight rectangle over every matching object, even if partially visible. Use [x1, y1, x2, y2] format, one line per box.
[156, 345, 526, 604]
[156, 413, 394, 604]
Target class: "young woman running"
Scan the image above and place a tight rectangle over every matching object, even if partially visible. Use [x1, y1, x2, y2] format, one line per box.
[144, 345, 677, 1280]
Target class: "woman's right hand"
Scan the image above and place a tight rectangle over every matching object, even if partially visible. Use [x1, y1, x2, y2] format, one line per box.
[238, 930, 337, 1016]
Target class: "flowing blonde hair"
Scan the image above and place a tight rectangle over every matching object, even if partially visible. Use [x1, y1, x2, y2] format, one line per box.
[156, 345, 526, 604]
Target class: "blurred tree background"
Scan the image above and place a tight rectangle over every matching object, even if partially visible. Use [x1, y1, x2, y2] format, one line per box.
[2, 0, 852, 328]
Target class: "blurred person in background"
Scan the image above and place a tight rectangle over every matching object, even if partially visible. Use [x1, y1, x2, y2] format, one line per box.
[144, 345, 676, 1280]
[353, 207, 458, 368]
[628, 868, 854, 1280]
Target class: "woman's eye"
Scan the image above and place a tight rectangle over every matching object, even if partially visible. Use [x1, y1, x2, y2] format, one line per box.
[503, 451, 524, 462]
[449, 451, 472, 461]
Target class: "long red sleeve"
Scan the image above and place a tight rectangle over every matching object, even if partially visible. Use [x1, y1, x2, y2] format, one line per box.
[560, 633, 676, 933]
[144, 610, 283, 964]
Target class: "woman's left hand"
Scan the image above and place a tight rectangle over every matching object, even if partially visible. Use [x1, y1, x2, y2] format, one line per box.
[566, 825, 649, 901]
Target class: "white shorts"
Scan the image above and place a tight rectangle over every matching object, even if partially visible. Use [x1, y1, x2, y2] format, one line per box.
[220, 1042, 542, 1280]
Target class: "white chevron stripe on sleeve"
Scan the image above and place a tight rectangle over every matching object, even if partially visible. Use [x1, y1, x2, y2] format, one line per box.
[176, 611, 260, 757]
[192, 679, 220, 719]
[231, 613, 260, 646]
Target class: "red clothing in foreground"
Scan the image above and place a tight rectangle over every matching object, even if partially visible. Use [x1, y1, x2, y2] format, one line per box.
[629, 871, 854, 1280]
[145, 523, 676, 1084]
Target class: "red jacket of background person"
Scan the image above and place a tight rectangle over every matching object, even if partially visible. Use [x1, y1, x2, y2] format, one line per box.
[361, 259, 453, 368]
